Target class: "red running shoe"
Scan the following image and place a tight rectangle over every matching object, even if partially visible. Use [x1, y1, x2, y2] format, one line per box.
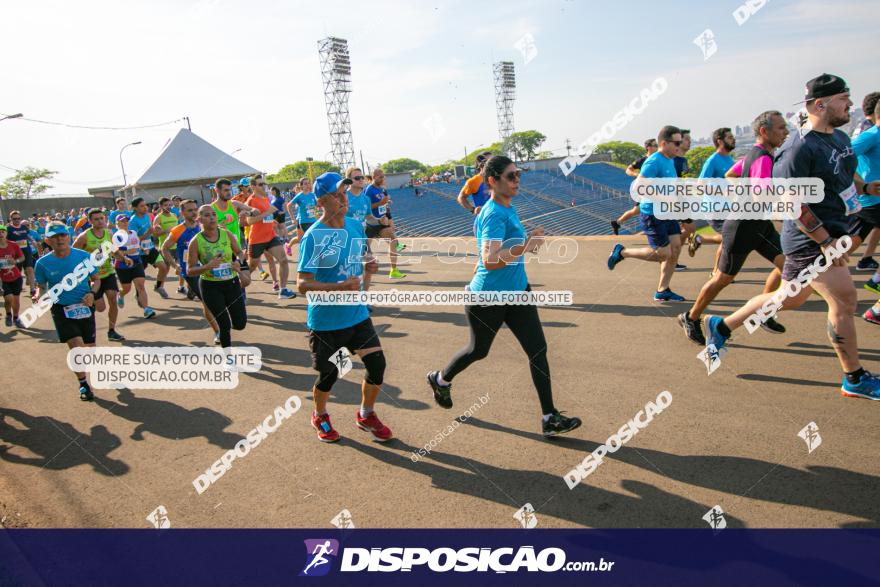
[864, 306, 880, 325]
[355, 411, 393, 442]
[311, 412, 340, 443]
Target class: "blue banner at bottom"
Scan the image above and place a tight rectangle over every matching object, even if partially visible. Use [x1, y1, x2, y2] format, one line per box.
[1, 529, 877, 585]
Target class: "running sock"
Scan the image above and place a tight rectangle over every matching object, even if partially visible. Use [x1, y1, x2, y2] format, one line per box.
[542, 413, 555, 423]
[717, 320, 732, 338]
[846, 368, 866, 385]
[313, 410, 328, 417]
[359, 407, 373, 418]
[78, 378, 90, 391]
[436, 373, 451, 386]
[695, 235, 702, 244]
[870, 274, 880, 285]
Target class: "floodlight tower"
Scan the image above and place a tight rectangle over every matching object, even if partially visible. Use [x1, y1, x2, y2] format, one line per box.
[318, 37, 356, 170]
[493, 61, 516, 150]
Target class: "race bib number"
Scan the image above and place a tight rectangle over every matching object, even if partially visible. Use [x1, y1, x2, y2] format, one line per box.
[211, 263, 233, 279]
[839, 183, 861, 215]
[0, 257, 13, 269]
[63, 304, 92, 320]
[16, 239, 28, 248]
[307, 206, 317, 220]
[377, 205, 387, 216]
[140, 239, 155, 251]
[262, 213, 275, 224]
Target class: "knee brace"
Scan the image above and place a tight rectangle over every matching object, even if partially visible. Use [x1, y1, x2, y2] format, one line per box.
[361, 351, 386, 386]
[315, 365, 339, 392]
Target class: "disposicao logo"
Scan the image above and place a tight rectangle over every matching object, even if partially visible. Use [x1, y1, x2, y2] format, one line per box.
[300, 539, 340, 577]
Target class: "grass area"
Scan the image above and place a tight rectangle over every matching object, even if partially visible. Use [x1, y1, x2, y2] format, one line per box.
[695, 224, 720, 236]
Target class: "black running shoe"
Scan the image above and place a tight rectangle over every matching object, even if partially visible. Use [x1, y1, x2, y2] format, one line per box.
[79, 386, 94, 402]
[678, 312, 705, 345]
[610, 220, 621, 236]
[107, 329, 125, 342]
[857, 256, 879, 271]
[426, 371, 453, 409]
[761, 317, 786, 334]
[543, 411, 582, 437]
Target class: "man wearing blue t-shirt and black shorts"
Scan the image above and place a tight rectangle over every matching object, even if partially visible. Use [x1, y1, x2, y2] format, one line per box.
[607, 125, 686, 302]
[33, 222, 103, 401]
[297, 172, 391, 443]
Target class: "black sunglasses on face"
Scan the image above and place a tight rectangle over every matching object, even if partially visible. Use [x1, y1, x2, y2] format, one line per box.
[352, 176, 364, 181]
[502, 170, 521, 182]
[669, 140, 683, 146]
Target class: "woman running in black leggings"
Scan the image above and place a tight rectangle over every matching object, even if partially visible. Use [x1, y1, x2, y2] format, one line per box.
[187, 205, 249, 347]
[427, 155, 582, 437]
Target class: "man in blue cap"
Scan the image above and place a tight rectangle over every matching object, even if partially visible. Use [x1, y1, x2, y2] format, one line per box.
[296, 172, 392, 443]
[31, 221, 104, 401]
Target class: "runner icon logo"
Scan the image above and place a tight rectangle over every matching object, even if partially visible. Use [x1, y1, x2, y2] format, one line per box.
[693, 29, 717, 61]
[331, 509, 355, 529]
[798, 422, 822, 454]
[146, 505, 171, 529]
[514, 503, 538, 529]
[702, 506, 727, 530]
[330, 347, 353, 378]
[300, 539, 340, 577]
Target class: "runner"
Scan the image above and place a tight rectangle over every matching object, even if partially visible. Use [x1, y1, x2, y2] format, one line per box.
[152, 197, 184, 294]
[72, 209, 125, 341]
[286, 177, 318, 245]
[0, 224, 25, 328]
[364, 168, 406, 279]
[457, 151, 493, 215]
[702, 74, 880, 399]
[128, 198, 170, 299]
[187, 205, 249, 348]
[243, 174, 296, 299]
[607, 125, 686, 302]
[296, 171, 392, 443]
[345, 167, 376, 291]
[269, 186, 291, 252]
[852, 96, 880, 297]
[6, 211, 36, 297]
[108, 198, 129, 225]
[211, 178, 259, 250]
[112, 215, 157, 319]
[685, 128, 735, 264]
[161, 199, 222, 344]
[426, 155, 582, 437]
[33, 222, 104, 401]
[679, 112, 789, 344]
[612, 139, 657, 235]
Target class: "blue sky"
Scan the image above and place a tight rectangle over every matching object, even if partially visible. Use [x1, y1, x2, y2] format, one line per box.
[1, 0, 875, 195]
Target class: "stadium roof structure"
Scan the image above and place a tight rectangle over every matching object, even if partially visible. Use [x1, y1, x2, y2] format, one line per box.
[130, 128, 259, 188]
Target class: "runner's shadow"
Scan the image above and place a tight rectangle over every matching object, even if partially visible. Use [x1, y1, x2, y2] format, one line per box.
[0, 408, 128, 476]
[736, 373, 838, 388]
[341, 437, 746, 528]
[461, 417, 880, 526]
[93, 388, 244, 449]
[301, 376, 430, 411]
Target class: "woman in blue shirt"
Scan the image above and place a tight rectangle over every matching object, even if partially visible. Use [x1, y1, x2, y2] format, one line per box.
[427, 155, 582, 437]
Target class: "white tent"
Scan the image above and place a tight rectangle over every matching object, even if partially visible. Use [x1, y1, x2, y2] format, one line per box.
[132, 128, 259, 187]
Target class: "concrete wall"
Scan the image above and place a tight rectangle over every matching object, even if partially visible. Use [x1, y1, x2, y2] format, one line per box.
[0, 196, 115, 219]
[519, 154, 610, 172]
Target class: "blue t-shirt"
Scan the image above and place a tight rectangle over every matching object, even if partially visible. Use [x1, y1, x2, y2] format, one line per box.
[469, 199, 529, 292]
[128, 213, 152, 238]
[297, 218, 369, 331]
[34, 248, 97, 306]
[292, 192, 318, 224]
[638, 152, 678, 215]
[364, 184, 387, 219]
[108, 210, 129, 225]
[853, 124, 880, 207]
[346, 191, 372, 224]
[699, 152, 734, 179]
[776, 129, 858, 255]
[27, 229, 40, 253]
[171, 206, 181, 219]
[270, 194, 286, 213]
[472, 182, 490, 208]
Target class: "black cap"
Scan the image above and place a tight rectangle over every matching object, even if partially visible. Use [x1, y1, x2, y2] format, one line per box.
[797, 73, 849, 104]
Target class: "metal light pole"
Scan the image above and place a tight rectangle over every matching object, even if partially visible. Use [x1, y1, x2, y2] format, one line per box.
[119, 141, 142, 200]
[0, 113, 23, 123]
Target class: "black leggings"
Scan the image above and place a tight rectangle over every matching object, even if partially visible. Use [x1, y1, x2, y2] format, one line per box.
[199, 278, 247, 347]
[442, 301, 555, 414]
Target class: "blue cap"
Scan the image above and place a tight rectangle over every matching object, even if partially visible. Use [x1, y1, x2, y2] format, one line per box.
[239, 177, 251, 187]
[313, 172, 352, 197]
[45, 223, 70, 237]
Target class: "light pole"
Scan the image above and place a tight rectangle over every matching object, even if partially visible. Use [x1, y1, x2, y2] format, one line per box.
[119, 141, 142, 200]
[0, 113, 23, 123]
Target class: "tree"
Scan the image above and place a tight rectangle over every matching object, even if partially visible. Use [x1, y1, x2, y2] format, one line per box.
[380, 158, 426, 174]
[594, 141, 644, 165]
[0, 167, 57, 199]
[535, 150, 555, 160]
[505, 130, 547, 161]
[460, 142, 504, 166]
[267, 160, 337, 184]
[685, 146, 716, 178]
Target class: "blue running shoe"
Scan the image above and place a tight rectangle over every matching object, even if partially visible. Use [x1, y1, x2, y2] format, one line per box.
[653, 288, 685, 302]
[607, 244, 624, 270]
[841, 371, 880, 400]
[698, 315, 730, 375]
[705, 315, 729, 353]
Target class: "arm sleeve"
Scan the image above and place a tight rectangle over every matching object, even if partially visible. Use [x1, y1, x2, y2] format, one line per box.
[462, 176, 481, 196]
[730, 158, 744, 176]
[297, 232, 315, 273]
[698, 156, 714, 179]
[167, 223, 185, 244]
[33, 259, 46, 285]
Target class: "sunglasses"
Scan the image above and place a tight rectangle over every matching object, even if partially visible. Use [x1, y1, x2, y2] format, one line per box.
[501, 170, 521, 182]
[256, 182, 267, 187]
[669, 140, 683, 146]
[352, 176, 365, 181]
